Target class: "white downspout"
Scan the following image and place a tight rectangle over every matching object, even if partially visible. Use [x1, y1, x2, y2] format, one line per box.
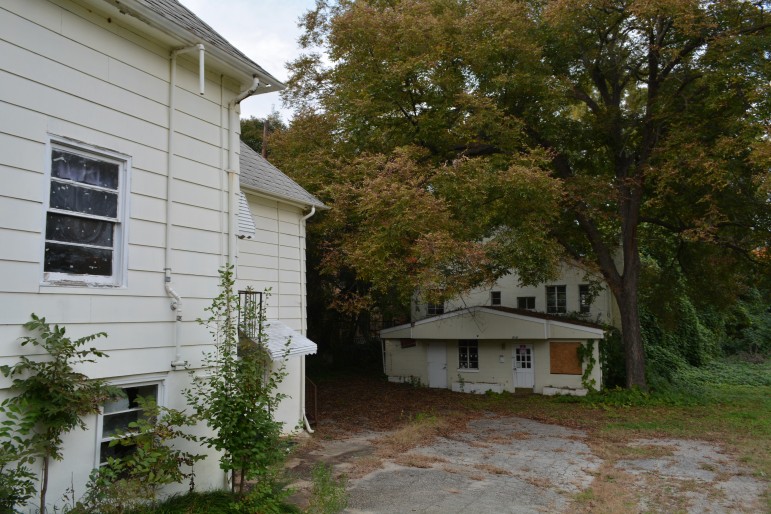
[166, 44, 205, 369]
[299, 206, 316, 433]
[226, 76, 261, 266]
[299, 206, 316, 335]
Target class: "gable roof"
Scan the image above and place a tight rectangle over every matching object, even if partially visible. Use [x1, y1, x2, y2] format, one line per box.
[380, 306, 605, 341]
[101, 0, 283, 87]
[239, 141, 326, 209]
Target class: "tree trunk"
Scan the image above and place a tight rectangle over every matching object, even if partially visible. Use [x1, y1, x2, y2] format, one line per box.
[40, 454, 49, 514]
[616, 278, 647, 390]
[615, 218, 648, 390]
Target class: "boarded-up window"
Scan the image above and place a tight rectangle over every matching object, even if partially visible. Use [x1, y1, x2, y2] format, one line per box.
[550, 342, 583, 375]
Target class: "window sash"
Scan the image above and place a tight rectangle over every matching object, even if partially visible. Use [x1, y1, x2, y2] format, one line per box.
[459, 340, 479, 370]
[546, 285, 567, 314]
[44, 142, 126, 285]
[98, 383, 160, 465]
[579, 285, 591, 314]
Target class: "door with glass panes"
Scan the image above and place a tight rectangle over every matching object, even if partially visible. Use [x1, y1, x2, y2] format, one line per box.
[513, 344, 534, 388]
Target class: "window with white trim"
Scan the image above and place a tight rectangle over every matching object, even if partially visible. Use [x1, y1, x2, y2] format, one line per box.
[98, 383, 160, 465]
[427, 302, 444, 316]
[579, 284, 592, 314]
[458, 339, 478, 370]
[490, 291, 501, 306]
[546, 285, 567, 314]
[44, 141, 128, 286]
[517, 296, 536, 310]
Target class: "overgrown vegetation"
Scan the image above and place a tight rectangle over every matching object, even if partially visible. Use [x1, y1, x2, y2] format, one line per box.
[74, 398, 204, 514]
[0, 314, 121, 513]
[185, 265, 289, 497]
[306, 464, 348, 514]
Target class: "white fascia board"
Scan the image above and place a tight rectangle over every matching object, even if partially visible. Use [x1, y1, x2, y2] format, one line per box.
[240, 184, 327, 211]
[545, 319, 605, 337]
[97, 0, 284, 90]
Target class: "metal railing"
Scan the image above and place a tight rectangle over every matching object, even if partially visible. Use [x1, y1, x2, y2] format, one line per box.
[237, 290, 263, 339]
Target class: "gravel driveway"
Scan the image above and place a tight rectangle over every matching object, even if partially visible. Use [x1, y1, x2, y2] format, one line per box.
[287, 414, 765, 513]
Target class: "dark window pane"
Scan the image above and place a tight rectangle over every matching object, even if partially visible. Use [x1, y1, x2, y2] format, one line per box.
[46, 213, 113, 247]
[100, 440, 136, 464]
[50, 182, 118, 218]
[125, 385, 158, 409]
[102, 411, 140, 438]
[52, 149, 119, 189]
[44, 242, 112, 276]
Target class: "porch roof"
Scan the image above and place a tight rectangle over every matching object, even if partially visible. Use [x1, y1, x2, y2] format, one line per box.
[380, 307, 605, 341]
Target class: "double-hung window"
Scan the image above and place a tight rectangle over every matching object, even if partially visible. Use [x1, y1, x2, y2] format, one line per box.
[517, 296, 535, 310]
[98, 382, 161, 465]
[490, 291, 501, 306]
[579, 284, 592, 314]
[427, 303, 444, 316]
[44, 141, 128, 286]
[458, 339, 478, 370]
[546, 285, 567, 314]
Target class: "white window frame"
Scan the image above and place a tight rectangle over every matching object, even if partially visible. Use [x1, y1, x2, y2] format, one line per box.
[517, 296, 536, 310]
[427, 302, 444, 316]
[42, 137, 130, 287]
[458, 339, 479, 371]
[94, 376, 166, 468]
[546, 285, 567, 314]
[579, 284, 592, 314]
[490, 291, 501, 306]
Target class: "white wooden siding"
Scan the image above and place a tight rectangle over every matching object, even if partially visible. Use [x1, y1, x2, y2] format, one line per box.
[237, 193, 307, 333]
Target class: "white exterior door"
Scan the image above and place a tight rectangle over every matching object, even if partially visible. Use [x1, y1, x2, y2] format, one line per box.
[514, 344, 535, 389]
[427, 342, 448, 388]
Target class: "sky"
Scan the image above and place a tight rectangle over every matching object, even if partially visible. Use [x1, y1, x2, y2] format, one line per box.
[179, 0, 318, 121]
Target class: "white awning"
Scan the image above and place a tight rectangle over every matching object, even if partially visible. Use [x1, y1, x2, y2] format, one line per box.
[262, 321, 317, 360]
[237, 192, 257, 238]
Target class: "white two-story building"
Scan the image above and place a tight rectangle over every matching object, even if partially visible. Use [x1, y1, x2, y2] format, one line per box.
[0, 0, 322, 508]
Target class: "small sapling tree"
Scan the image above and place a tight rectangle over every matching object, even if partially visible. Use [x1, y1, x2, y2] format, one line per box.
[185, 266, 289, 496]
[0, 314, 121, 513]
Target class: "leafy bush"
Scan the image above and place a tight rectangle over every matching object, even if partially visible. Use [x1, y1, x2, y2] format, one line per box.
[74, 397, 203, 514]
[185, 266, 289, 495]
[0, 314, 121, 512]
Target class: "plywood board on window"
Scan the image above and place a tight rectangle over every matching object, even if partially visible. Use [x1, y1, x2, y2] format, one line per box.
[550, 342, 582, 375]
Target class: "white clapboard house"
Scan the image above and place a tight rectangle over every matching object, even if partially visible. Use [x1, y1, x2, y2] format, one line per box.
[0, 0, 323, 506]
[381, 263, 613, 395]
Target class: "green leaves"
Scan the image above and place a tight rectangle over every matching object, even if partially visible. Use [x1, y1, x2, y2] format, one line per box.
[0, 314, 121, 510]
[185, 266, 289, 495]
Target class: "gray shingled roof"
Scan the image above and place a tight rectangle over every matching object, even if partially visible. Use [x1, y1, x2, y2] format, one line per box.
[239, 141, 325, 209]
[108, 0, 282, 85]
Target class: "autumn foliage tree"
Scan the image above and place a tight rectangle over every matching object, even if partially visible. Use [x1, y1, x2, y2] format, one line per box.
[276, 0, 771, 388]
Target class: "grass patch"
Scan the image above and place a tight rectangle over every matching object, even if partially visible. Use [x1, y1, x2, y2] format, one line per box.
[125, 489, 300, 514]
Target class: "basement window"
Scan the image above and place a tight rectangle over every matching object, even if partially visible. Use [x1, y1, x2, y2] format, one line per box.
[97, 382, 161, 466]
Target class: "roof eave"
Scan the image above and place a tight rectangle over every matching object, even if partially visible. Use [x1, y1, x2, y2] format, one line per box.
[240, 183, 328, 210]
[101, 0, 285, 90]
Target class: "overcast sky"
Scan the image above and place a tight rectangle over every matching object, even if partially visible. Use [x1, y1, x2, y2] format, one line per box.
[180, 0, 317, 121]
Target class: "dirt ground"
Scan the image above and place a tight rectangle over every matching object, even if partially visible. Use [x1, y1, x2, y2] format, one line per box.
[286, 375, 767, 513]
